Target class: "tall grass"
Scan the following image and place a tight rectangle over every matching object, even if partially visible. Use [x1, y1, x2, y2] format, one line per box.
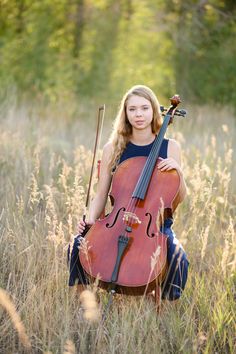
[0, 101, 235, 353]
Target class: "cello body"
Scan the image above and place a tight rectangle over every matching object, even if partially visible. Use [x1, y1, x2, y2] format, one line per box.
[79, 156, 180, 295]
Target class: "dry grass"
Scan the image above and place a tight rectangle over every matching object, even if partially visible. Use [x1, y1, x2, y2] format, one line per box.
[0, 100, 235, 353]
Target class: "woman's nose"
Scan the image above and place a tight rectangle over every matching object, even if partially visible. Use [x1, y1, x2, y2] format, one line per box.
[136, 109, 142, 116]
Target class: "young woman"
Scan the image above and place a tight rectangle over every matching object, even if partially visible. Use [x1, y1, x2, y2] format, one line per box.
[69, 85, 189, 301]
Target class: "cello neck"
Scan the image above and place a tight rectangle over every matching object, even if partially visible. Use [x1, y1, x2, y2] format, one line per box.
[132, 114, 172, 200]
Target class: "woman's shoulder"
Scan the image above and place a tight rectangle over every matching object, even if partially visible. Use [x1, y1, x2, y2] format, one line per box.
[103, 141, 113, 153]
[167, 138, 181, 149]
[102, 142, 113, 161]
[167, 138, 181, 157]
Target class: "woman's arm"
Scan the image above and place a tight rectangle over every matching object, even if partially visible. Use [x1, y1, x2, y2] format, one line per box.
[87, 142, 113, 223]
[77, 142, 113, 234]
[157, 139, 187, 204]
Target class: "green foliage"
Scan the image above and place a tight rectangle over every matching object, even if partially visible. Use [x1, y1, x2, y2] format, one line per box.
[164, 0, 236, 106]
[0, 0, 236, 107]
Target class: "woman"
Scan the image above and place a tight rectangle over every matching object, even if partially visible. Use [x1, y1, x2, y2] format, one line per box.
[69, 85, 189, 302]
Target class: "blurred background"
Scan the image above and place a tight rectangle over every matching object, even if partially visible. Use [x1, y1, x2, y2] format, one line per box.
[1, 0, 236, 112]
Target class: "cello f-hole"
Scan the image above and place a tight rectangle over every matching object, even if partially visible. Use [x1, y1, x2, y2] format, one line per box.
[106, 207, 126, 228]
[145, 212, 155, 238]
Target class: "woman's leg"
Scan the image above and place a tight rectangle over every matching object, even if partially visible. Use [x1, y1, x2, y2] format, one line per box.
[161, 218, 189, 301]
[68, 235, 89, 289]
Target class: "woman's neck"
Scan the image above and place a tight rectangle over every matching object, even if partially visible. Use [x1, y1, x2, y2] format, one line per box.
[130, 129, 156, 146]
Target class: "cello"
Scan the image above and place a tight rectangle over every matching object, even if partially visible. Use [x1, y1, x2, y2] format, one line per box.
[79, 95, 186, 296]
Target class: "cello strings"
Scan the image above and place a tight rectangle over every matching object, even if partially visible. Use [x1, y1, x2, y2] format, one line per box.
[137, 120, 166, 198]
[121, 115, 170, 233]
[123, 146, 161, 231]
[122, 134, 163, 228]
[138, 116, 170, 198]
[122, 116, 170, 233]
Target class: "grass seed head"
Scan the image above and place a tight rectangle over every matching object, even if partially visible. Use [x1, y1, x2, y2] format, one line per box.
[0, 288, 31, 349]
[79, 289, 100, 322]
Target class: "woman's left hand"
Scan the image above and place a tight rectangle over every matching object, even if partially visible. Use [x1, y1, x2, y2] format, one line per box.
[157, 157, 181, 173]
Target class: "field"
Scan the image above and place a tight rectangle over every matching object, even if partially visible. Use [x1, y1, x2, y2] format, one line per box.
[0, 101, 235, 353]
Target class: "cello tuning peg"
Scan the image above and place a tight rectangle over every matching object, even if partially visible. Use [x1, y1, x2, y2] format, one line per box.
[177, 109, 187, 117]
[160, 106, 166, 112]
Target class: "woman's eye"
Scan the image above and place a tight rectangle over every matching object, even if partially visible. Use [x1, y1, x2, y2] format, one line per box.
[143, 107, 149, 110]
[129, 108, 135, 112]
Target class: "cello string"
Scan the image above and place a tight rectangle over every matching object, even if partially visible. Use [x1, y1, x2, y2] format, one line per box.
[137, 135, 162, 198]
[123, 139, 162, 230]
[137, 127, 164, 198]
[123, 116, 171, 231]
[121, 115, 170, 230]
[138, 116, 170, 198]
[141, 115, 170, 197]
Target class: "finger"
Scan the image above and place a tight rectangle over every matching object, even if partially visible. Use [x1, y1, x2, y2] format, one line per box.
[161, 166, 174, 171]
[158, 158, 172, 166]
[77, 224, 85, 232]
[158, 161, 167, 168]
[160, 164, 171, 171]
[158, 163, 168, 170]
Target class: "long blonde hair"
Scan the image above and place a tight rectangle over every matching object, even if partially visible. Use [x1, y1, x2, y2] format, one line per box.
[109, 85, 162, 171]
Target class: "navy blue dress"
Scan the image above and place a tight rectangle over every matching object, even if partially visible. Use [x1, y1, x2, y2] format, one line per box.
[68, 138, 189, 300]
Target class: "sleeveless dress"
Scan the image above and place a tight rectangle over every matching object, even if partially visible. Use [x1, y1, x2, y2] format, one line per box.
[68, 138, 189, 300]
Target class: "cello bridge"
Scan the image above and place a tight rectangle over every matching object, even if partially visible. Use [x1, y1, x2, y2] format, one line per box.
[123, 211, 141, 225]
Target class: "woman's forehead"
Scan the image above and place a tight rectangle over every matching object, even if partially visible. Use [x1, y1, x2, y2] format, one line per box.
[126, 95, 151, 107]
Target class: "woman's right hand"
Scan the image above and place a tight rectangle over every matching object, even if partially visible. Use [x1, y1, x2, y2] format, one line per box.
[76, 219, 94, 235]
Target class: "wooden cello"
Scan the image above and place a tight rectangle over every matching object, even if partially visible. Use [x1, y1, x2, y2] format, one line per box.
[79, 95, 186, 295]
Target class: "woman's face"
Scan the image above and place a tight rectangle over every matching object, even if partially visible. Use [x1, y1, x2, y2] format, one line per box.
[126, 95, 153, 131]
